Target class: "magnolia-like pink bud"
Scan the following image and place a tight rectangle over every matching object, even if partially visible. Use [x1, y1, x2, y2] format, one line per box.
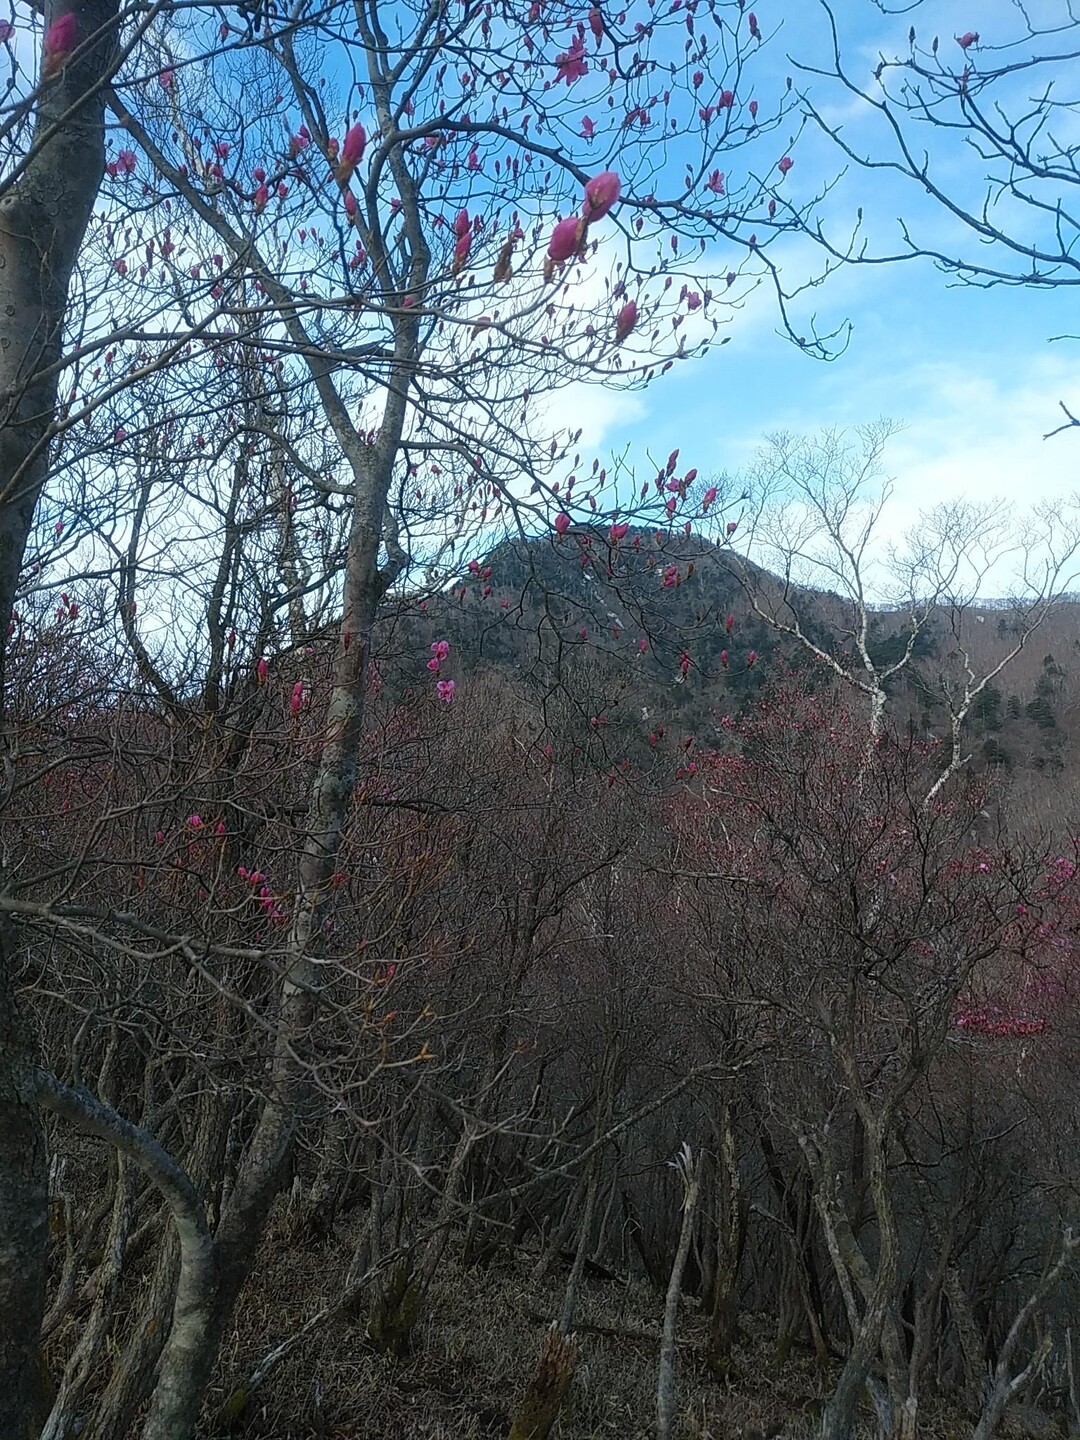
[341, 122, 366, 171]
[554, 512, 571, 535]
[548, 215, 583, 263]
[582, 170, 621, 223]
[43, 11, 77, 73]
[614, 299, 638, 342]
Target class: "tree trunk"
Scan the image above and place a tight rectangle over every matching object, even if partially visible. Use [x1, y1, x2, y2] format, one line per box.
[0, 0, 120, 675]
[0, 929, 47, 1440]
[0, 4, 120, 1432]
[139, 379, 409, 1433]
[707, 1104, 745, 1382]
[657, 1155, 701, 1440]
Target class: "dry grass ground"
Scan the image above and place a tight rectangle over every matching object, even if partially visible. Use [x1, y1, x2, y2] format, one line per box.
[201, 1206, 983, 1440]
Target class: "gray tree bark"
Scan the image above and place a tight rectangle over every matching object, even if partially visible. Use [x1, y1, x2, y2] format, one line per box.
[0, 5, 120, 1433]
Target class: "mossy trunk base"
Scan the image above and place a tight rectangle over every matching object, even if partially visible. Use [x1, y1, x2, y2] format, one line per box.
[367, 1263, 422, 1358]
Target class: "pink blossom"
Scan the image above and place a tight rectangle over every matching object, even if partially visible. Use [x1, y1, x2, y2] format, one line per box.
[746, 650, 757, 666]
[777, 155, 793, 175]
[256, 657, 269, 683]
[720, 649, 728, 669]
[726, 520, 738, 535]
[43, 12, 77, 70]
[614, 299, 638, 342]
[581, 115, 596, 140]
[956, 30, 979, 47]
[289, 681, 305, 716]
[188, 813, 203, 828]
[344, 190, 358, 219]
[436, 678, 456, 703]
[749, 99, 759, 120]
[431, 638, 450, 661]
[748, 11, 760, 38]
[158, 67, 174, 88]
[702, 486, 718, 511]
[555, 34, 588, 84]
[609, 521, 630, 542]
[340, 122, 366, 178]
[717, 89, 734, 108]
[554, 511, 571, 535]
[725, 613, 735, 632]
[582, 170, 621, 223]
[0, 22, 14, 41]
[254, 182, 270, 214]
[638, 637, 648, 653]
[588, 6, 604, 43]
[548, 215, 583, 263]
[706, 170, 725, 195]
[426, 657, 441, 672]
[155, 830, 165, 843]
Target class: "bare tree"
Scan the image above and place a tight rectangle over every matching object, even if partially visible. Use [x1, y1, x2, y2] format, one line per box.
[735, 426, 1080, 794]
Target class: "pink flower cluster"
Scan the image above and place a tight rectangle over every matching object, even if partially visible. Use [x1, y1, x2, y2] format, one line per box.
[427, 640, 455, 703]
[237, 866, 289, 926]
[547, 173, 624, 322]
[953, 1005, 1048, 1038]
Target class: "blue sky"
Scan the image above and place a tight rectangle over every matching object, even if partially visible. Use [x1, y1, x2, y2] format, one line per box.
[582, 0, 1080, 541]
